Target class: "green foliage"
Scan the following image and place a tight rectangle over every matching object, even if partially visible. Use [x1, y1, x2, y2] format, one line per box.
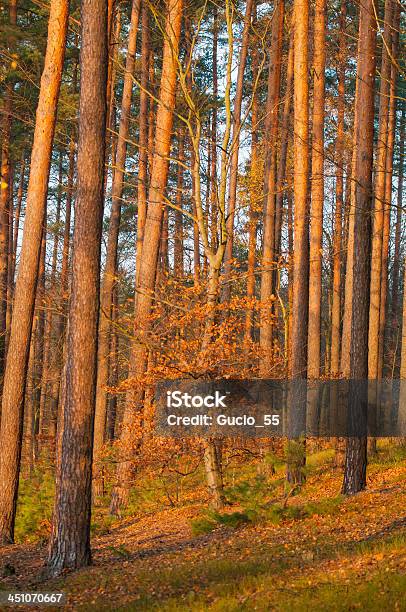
[15, 467, 54, 544]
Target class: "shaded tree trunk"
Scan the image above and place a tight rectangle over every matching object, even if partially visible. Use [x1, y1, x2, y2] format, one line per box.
[342, 0, 376, 496]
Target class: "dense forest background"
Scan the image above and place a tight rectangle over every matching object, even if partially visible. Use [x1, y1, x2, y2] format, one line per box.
[0, 0, 405, 605]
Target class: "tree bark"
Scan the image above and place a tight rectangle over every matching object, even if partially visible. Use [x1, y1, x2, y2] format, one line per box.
[135, 0, 150, 284]
[47, 0, 108, 574]
[0, 0, 69, 545]
[259, 0, 285, 375]
[330, 0, 346, 376]
[110, 0, 183, 516]
[342, 0, 376, 496]
[222, 0, 255, 301]
[287, 0, 309, 484]
[93, 0, 141, 499]
[307, 0, 326, 378]
[368, 0, 393, 382]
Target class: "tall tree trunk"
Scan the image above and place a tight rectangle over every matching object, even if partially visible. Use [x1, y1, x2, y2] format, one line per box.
[391, 104, 405, 325]
[377, 7, 399, 380]
[0, 0, 17, 382]
[307, 0, 326, 378]
[47, 0, 108, 575]
[291, 0, 309, 380]
[368, 0, 393, 382]
[342, 0, 376, 496]
[245, 17, 260, 343]
[93, 0, 141, 498]
[39, 151, 63, 441]
[222, 0, 255, 301]
[135, 0, 150, 284]
[0, 0, 69, 545]
[287, 0, 309, 484]
[330, 0, 346, 376]
[259, 0, 284, 375]
[340, 30, 362, 377]
[274, 34, 294, 258]
[174, 129, 185, 278]
[110, 0, 183, 516]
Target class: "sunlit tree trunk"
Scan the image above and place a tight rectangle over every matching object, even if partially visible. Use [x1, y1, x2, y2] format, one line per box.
[0, 0, 69, 544]
[174, 129, 185, 278]
[245, 16, 260, 343]
[391, 104, 405, 326]
[368, 0, 393, 382]
[330, 0, 346, 376]
[135, 0, 150, 283]
[110, 0, 183, 516]
[287, 0, 309, 484]
[259, 0, 284, 375]
[222, 0, 255, 301]
[47, 0, 108, 575]
[308, 0, 326, 378]
[93, 0, 141, 499]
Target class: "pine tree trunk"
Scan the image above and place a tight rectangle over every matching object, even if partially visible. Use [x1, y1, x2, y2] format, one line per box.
[330, 0, 346, 376]
[135, 0, 150, 283]
[259, 0, 284, 376]
[174, 129, 185, 277]
[0, 0, 69, 545]
[93, 0, 141, 499]
[391, 104, 404, 325]
[47, 0, 108, 575]
[110, 0, 183, 516]
[342, 0, 376, 496]
[287, 0, 309, 484]
[222, 0, 255, 301]
[307, 0, 326, 378]
[368, 0, 393, 382]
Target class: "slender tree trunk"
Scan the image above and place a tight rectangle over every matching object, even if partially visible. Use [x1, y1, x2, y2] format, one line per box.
[342, 0, 376, 495]
[274, 35, 294, 258]
[368, 0, 393, 382]
[259, 0, 284, 375]
[222, 0, 255, 301]
[11, 154, 25, 281]
[39, 152, 63, 441]
[110, 0, 183, 516]
[290, 0, 309, 380]
[330, 0, 346, 376]
[307, 0, 326, 378]
[377, 8, 399, 381]
[391, 104, 405, 324]
[135, 0, 150, 284]
[174, 129, 185, 277]
[0, 0, 17, 381]
[245, 19, 260, 343]
[93, 0, 141, 498]
[210, 7, 218, 252]
[47, 0, 108, 575]
[0, 0, 69, 545]
[287, 0, 309, 484]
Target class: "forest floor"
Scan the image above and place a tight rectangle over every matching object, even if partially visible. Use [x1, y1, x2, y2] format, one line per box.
[1, 446, 406, 611]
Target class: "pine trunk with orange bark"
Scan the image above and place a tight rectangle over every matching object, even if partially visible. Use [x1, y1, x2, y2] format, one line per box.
[47, 0, 108, 575]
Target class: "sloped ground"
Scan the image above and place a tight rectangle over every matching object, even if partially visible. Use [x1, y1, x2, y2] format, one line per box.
[1, 456, 405, 611]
